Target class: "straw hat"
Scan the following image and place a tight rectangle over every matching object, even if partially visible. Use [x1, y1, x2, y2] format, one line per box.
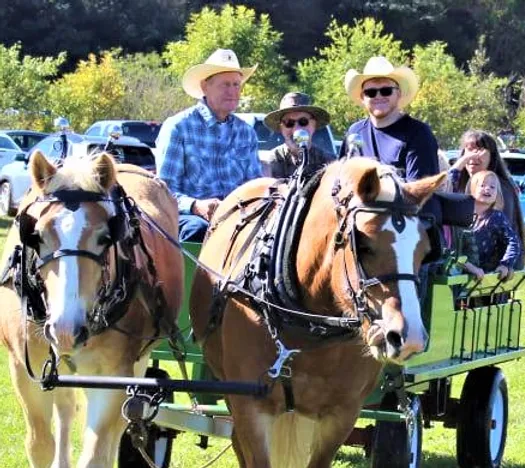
[264, 92, 330, 132]
[344, 56, 419, 108]
[182, 49, 258, 99]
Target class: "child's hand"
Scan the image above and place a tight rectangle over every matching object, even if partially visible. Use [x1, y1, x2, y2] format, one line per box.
[495, 264, 513, 280]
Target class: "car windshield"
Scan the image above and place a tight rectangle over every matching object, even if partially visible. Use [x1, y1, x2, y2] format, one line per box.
[504, 158, 525, 176]
[121, 123, 161, 147]
[87, 144, 155, 167]
[0, 135, 20, 150]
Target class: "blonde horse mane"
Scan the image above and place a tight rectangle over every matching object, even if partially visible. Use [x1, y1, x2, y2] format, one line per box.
[43, 153, 114, 194]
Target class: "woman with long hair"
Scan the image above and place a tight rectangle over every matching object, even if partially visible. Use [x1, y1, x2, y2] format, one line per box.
[449, 129, 524, 267]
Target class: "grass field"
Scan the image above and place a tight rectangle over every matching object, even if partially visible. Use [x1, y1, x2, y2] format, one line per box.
[0, 214, 524, 467]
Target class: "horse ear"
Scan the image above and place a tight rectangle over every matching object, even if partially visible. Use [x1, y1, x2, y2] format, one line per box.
[404, 172, 447, 206]
[30, 150, 57, 191]
[92, 153, 117, 190]
[355, 166, 381, 202]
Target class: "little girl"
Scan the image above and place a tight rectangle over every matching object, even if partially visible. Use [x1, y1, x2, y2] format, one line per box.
[460, 170, 522, 280]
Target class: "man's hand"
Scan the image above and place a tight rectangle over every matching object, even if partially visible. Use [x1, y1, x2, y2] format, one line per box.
[191, 198, 220, 221]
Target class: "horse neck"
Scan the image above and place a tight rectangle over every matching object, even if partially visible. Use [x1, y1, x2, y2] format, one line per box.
[295, 192, 340, 309]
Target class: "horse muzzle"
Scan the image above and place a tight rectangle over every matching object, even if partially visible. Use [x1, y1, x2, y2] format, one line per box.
[366, 316, 428, 364]
[43, 321, 90, 354]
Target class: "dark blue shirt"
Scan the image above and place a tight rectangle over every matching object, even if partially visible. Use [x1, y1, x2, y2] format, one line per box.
[340, 114, 441, 221]
[468, 209, 522, 271]
[340, 114, 439, 181]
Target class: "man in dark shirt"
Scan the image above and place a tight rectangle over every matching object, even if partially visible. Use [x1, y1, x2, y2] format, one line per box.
[263, 92, 335, 178]
[340, 56, 441, 220]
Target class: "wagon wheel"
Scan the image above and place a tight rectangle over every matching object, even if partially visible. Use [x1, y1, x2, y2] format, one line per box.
[456, 367, 508, 468]
[370, 392, 422, 468]
[118, 367, 174, 468]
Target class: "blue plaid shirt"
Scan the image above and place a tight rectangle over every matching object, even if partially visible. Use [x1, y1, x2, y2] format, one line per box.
[155, 100, 261, 214]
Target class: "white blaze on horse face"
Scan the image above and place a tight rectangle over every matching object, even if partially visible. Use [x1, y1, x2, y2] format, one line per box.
[384, 216, 428, 360]
[46, 207, 89, 351]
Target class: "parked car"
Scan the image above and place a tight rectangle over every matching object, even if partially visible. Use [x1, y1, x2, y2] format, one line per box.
[1, 129, 48, 151]
[0, 132, 156, 216]
[0, 130, 48, 174]
[85, 120, 161, 148]
[235, 112, 338, 168]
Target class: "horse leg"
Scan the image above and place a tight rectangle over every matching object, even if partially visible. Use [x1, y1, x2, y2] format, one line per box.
[77, 355, 149, 468]
[231, 428, 247, 468]
[77, 388, 128, 468]
[306, 410, 361, 468]
[228, 398, 274, 468]
[52, 387, 76, 468]
[8, 354, 56, 467]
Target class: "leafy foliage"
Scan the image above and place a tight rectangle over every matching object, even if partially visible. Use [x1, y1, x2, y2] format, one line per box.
[410, 41, 507, 148]
[0, 43, 65, 130]
[297, 17, 507, 147]
[114, 52, 187, 122]
[297, 18, 409, 136]
[162, 5, 290, 111]
[47, 52, 125, 132]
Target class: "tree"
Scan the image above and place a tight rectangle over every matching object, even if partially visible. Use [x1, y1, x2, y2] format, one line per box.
[296, 18, 408, 136]
[115, 51, 187, 121]
[47, 51, 125, 131]
[162, 5, 290, 112]
[296, 17, 507, 147]
[0, 43, 65, 130]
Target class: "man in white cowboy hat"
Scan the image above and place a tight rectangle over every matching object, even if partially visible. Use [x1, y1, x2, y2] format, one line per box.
[155, 48, 262, 242]
[262, 92, 335, 178]
[340, 56, 440, 184]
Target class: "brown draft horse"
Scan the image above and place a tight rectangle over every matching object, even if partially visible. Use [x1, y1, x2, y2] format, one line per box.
[190, 157, 446, 467]
[0, 151, 183, 467]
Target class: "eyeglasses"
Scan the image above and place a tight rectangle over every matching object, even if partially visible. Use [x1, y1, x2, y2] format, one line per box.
[362, 86, 399, 98]
[281, 117, 312, 128]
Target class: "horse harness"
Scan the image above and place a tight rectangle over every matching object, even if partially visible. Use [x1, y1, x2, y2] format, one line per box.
[0, 181, 176, 350]
[205, 166, 441, 410]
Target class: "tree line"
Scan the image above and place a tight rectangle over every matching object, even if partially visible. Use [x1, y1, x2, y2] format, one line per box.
[2, 0, 525, 76]
[1, 4, 524, 149]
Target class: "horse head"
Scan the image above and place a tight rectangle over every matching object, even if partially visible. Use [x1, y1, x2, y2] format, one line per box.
[20, 150, 127, 355]
[301, 158, 446, 363]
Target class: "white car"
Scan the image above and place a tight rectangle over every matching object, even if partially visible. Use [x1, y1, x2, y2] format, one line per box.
[0, 132, 156, 216]
[0, 130, 47, 173]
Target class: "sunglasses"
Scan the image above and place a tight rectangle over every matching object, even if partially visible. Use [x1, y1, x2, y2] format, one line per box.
[281, 117, 312, 128]
[362, 86, 399, 98]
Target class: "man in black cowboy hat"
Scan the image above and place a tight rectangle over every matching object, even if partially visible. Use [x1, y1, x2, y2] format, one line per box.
[263, 92, 335, 178]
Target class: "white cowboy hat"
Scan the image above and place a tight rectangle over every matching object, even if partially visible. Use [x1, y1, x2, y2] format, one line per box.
[182, 48, 258, 99]
[344, 56, 419, 109]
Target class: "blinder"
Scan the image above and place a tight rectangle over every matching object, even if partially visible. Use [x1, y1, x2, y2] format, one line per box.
[16, 188, 133, 254]
[17, 211, 39, 252]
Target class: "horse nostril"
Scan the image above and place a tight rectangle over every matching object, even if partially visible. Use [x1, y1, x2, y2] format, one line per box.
[74, 326, 89, 348]
[386, 330, 404, 350]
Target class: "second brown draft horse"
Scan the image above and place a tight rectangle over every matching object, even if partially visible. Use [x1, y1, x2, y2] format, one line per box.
[191, 157, 445, 467]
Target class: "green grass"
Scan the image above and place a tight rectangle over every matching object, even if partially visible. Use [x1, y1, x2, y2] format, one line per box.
[0, 214, 524, 467]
